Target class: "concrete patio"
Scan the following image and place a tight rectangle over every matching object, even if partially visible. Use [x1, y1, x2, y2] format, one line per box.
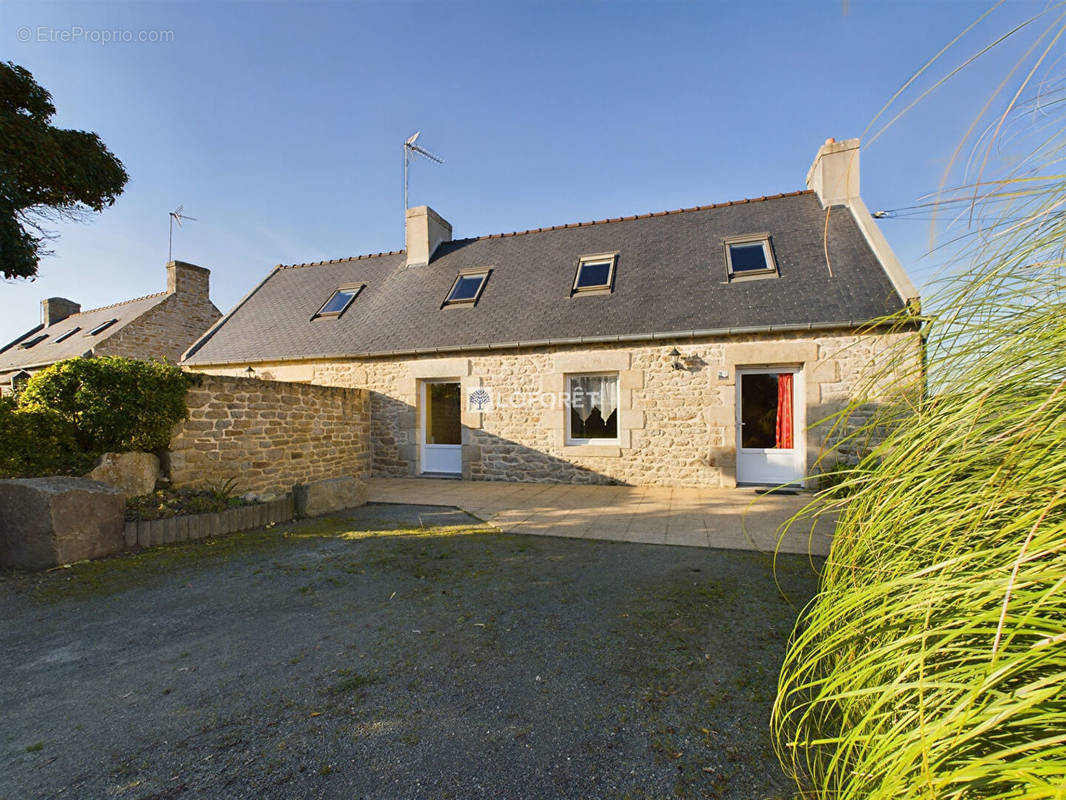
[367, 478, 835, 556]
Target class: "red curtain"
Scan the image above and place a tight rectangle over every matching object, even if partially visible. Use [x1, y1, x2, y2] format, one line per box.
[776, 373, 794, 449]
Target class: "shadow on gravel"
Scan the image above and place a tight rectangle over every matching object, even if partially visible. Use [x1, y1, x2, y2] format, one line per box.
[0, 503, 820, 800]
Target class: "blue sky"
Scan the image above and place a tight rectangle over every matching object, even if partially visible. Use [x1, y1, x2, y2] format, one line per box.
[0, 0, 1040, 342]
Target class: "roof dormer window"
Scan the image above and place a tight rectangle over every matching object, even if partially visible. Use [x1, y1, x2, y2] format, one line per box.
[88, 319, 118, 336]
[19, 334, 47, 349]
[572, 254, 617, 295]
[724, 235, 777, 281]
[443, 269, 491, 307]
[313, 284, 363, 319]
[53, 327, 81, 344]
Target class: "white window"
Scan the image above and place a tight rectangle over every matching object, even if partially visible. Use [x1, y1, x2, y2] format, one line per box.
[724, 235, 777, 280]
[88, 319, 117, 336]
[572, 253, 617, 294]
[443, 269, 491, 306]
[314, 284, 363, 319]
[566, 373, 619, 444]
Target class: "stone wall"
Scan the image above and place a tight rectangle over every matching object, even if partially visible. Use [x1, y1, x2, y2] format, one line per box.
[186, 327, 921, 488]
[167, 375, 370, 496]
[96, 279, 221, 366]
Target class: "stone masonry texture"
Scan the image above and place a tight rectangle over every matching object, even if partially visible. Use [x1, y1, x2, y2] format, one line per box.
[185, 329, 921, 488]
[167, 375, 370, 496]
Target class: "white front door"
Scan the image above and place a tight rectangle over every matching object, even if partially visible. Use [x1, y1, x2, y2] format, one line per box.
[735, 368, 805, 487]
[420, 380, 462, 474]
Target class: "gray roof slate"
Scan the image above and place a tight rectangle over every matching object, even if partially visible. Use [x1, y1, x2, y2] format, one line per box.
[0, 292, 169, 375]
[183, 191, 910, 365]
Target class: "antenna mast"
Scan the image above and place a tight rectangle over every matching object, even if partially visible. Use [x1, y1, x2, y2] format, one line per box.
[403, 132, 443, 246]
[168, 205, 197, 262]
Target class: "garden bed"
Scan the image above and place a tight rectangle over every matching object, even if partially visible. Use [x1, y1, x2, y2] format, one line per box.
[123, 493, 295, 548]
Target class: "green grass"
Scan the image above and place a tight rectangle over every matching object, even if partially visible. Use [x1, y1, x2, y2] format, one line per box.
[772, 13, 1066, 797]
[6, 518, 494, 603]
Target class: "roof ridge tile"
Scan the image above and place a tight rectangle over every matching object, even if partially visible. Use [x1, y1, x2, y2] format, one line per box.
[273, 190, 812, 269]
[75, 291, 168, 316]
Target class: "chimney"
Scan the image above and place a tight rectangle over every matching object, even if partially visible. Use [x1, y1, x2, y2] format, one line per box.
[405, 206, 452, 268]
[806, 137, 861, 208]
[166, 260, 211, 300]
[41, 297, 81, 327]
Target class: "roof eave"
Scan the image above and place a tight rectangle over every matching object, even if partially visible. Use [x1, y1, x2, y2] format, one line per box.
[182, 318, 914, 367]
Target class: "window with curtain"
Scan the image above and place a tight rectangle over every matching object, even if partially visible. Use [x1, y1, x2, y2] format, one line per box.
[567, 374, 619, 442]
[740, 372, 795, 449]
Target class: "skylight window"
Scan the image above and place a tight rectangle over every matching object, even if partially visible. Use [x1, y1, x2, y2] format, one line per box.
[88, 319, 117, 336]
[313, 284, 364, 319]
[19, 334, 48, 349]
[53, 327, 81, 344]
[572, 254, 617, 294]
[724, 236, 777, 280]
[443, 269, 491, 307]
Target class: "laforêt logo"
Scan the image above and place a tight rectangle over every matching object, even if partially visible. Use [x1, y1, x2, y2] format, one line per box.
[467, 387, 492, 411]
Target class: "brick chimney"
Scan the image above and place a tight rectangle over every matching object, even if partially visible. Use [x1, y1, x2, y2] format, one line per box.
[166, 261, 211, 300]
[806, 137, 860, 208]
[405, 206, 452, 268]
[41, 297, 81, 327]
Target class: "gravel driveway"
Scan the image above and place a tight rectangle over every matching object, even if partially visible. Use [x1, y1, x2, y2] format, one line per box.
[0, 503, 819, 800]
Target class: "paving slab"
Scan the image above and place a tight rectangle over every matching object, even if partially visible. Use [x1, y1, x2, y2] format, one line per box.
[368, 478, 835, 555]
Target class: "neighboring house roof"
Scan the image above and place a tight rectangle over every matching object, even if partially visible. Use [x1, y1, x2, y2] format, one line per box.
[184, 190, 910, 366]
[0, 292, 168, 375]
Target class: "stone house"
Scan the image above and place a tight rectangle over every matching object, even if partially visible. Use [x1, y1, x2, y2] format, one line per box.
[0, 261, 221, 396]
[182, 138, 921, 488]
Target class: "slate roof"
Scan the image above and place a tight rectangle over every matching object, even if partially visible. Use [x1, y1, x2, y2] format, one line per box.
[183, 191, 909, 365]
[0, 292, 168, 376]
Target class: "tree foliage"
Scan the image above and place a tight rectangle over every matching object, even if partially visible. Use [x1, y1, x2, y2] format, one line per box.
[0, 395, 88, 478]
[0, 61, 128, 280]
[18, 357, 192, 453]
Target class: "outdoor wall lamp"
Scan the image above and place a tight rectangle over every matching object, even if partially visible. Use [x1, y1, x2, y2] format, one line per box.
[669, 348, 684, 370]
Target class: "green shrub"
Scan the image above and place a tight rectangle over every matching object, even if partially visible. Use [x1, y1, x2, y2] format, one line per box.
[18, 357, 191, 453]
[0, 397, 89, 478]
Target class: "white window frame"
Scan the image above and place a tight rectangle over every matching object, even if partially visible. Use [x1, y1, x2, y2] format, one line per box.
[53, 327, 81, 344]
[571, 253, 618, 295]
[565, 372, 620, 446]
[724, 234, 777, 281]
[88, 319, 117, 336]
[443, 268, 492, 307]
[313, 283, 364, 319]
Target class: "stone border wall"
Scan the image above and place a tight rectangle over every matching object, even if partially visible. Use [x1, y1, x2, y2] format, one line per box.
[122, 494, 295, 549]
[167, 375, 370, 496]
[188, 328, 921, 488]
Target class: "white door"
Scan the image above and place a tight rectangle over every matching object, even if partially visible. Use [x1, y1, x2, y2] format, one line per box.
[420, 380, 462, 474]
[735, 368, 805, 487]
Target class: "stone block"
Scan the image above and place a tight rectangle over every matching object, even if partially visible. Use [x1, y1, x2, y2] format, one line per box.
[85, 452, 160, 498]
[0, 477, 126, 569]
[294, 476, 367, 517]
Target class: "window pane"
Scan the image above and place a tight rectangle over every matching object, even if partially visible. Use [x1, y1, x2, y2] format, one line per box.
[54, 327, 80, 343]
[730, 243, 769, 272]
[740, 373, 779, 448]
[426, 383, 461, 445]
[568, 375, 618, 440]
[576, 260, 612, 289]
[448, 274, 485, 302]
[320, 289, 356, 314]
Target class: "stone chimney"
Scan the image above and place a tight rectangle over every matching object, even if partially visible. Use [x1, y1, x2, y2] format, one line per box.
[405, 206, 452, 268]
[41, 297, 81, 327]
[166, 260, 211, 300]
[806, 137, 861, 208]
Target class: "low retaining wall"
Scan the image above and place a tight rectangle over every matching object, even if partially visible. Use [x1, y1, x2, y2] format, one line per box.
[167, 375, 370, 496]
[123, 494, 295, 548]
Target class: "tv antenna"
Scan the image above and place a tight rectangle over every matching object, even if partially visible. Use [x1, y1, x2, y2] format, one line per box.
[168, 205, 197, 262]
[403, 131, 443, 245]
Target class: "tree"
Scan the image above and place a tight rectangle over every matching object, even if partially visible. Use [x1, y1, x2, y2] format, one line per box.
[0, 61, 128, 281]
